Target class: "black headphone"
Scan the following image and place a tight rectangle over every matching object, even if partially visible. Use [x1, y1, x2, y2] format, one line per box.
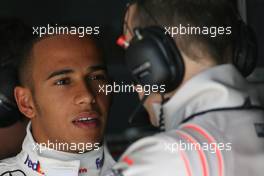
[0, 61, 22, 127]
[124, 21, 257, 93]
[119, 2, 258, 129]
[233, 20, 258, 77]
[125, 26, 185, 93]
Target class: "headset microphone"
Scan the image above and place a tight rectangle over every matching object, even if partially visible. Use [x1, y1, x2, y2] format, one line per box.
[128, 94, 149, 124]
[117, 36, 151, 126]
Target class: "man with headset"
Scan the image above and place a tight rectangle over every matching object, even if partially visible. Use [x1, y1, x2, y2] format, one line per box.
[110, 0, 264, 175]
[0, 31, 115, 175]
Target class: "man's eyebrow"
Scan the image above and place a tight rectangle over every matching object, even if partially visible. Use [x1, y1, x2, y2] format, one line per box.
[88, 65, 107, 72]
[46, 65, 107, 80]
[46, 69, 74, 80]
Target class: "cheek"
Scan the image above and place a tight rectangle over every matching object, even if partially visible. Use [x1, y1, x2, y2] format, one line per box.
[34, 87, 69, 117]
[33, 89, 71, 133]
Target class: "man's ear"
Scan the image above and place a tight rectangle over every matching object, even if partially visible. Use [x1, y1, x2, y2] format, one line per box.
[14, 86, 35, 119]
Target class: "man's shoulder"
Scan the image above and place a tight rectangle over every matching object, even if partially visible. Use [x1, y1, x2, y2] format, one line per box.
[123, 133, 182, 162]
[123, 132, 176, 154]
[0, 155, 18, 166]
[109, 134, 186, 176]
[0, 155, 22, 174]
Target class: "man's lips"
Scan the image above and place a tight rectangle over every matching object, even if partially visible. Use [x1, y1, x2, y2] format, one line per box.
[72, 111, 101, 128]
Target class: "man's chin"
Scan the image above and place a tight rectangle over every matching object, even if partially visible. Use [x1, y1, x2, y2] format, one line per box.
[150, 117, 159, 127]
[144, 106, 159, 127]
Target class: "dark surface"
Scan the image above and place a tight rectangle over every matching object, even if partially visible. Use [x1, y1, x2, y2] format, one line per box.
[247, 0, 264, 66]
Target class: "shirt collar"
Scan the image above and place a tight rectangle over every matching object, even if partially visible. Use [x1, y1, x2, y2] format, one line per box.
[20, 122, 106, 175]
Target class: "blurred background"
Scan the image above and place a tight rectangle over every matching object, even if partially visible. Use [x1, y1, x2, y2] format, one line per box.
[0, 0, 263, 159]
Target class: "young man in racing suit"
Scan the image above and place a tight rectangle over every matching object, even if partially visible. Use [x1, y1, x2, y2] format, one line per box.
[109, 0, 264, 175]
[0, 33, 115, 175]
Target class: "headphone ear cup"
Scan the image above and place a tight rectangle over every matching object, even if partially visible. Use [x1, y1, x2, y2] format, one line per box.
[0, 66, 21, 127]
[233, 21, 258, 77]
[145, 27, 185, 90]
[125, 26, 184, 93]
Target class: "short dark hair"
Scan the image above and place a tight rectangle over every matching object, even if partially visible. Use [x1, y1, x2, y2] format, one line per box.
[15, 28, 37, 89]
[132, 0, 239, 64]
[17, 24, 106, 89]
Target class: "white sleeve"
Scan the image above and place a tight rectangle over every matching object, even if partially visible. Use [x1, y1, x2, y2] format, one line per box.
[109, 135, 190, 176]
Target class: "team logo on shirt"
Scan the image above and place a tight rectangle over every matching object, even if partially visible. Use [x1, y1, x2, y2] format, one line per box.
[79, 167, 88, 173]
[24, 154, 45, 175]
[96, 157, 103, 169]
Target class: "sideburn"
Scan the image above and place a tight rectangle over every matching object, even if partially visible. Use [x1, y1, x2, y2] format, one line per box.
[30, 87, 42, 117]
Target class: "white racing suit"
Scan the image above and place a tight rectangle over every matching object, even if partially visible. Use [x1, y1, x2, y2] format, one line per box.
[0, 123, 115, 176]
[109, 64, 264, 176]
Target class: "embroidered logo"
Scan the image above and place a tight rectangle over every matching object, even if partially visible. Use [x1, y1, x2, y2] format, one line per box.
[79, 167, 88, 174]
[24, 154, 45, 175]
[96, 157, 103, 169]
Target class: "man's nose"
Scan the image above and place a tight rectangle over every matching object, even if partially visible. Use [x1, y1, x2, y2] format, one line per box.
[74, 82, 95, 105]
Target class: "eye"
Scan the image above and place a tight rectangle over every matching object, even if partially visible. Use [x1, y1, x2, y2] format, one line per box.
[54, 78, 71, 86]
